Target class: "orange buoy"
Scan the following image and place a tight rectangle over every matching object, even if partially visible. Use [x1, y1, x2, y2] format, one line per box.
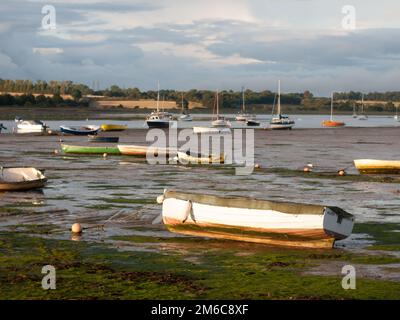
[71, 223, 83, 234]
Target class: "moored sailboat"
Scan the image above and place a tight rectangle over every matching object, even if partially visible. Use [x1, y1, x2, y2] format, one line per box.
[322, 92, 345, 127]
[146, 82, 172, 128]
[179, 93, 192, 121]
[211, 90, 231, 128]
[270, 80, 295, 130]
[358, 94, 368, 120]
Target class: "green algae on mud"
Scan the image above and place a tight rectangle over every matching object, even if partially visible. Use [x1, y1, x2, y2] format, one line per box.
[1, 228, 400, 299]
[354, 222, 400, 251]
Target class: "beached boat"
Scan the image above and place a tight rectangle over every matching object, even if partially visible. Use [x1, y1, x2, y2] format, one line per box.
[158, 190, 355, 249]
[60, 125, 100, 135]
[15, 119, 47, 133]
[61, 144, 120, 155]
[354, 159, 400, 174]
[193, 127, 231, 134]
[270, 80, 295, 130]
[88, 136, 119, 143]
[322, 93, 345, 127]
[118, 144, 177, 157]
[0, 123, 6, 133]
[100, 124, 127, 131]
[175, 151, 225, 164]
[0, 167, 47, 191]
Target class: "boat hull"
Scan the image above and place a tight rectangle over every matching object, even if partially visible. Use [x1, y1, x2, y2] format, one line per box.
[176, 151, 225, 164]
[270, 123, 294, 130]
[60, 126, 100, 135]
[193, 127, 231, 134]
[88, 136, 119, 143]
[118, 145, 177, 157]
[100, 124, 127, 131]
[354, 159, 400, 174]
[146, 120, 170, 128]
[0, 168, 47, 191]
[322, 121, 345, 127]
[161, 190, 354, 249]
[61, 144, 120, 154]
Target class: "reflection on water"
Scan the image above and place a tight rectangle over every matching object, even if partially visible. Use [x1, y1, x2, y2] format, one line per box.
[0, 126, 400, 251]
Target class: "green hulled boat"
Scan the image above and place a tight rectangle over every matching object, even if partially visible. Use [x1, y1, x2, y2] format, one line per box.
[61, 144, 121, 155]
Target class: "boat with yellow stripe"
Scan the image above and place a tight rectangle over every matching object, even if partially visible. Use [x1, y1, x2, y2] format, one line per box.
[354, 159, 400, 174]
[100, 124, 128, 131]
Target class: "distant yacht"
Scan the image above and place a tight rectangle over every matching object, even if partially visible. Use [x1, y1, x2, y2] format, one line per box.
[146, 82, 172, 128]
[322, 92, 345, 127]
[358, 94, 368, 121]
[270, 80, 295, 130]
[211, 90, 231, 128]
[352, 102, 358, 118]
[235, 87, 252, 122]
[179, 93, 192, 121]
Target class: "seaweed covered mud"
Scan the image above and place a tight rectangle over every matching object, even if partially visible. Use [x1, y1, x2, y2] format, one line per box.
[0, 127, 400, 299]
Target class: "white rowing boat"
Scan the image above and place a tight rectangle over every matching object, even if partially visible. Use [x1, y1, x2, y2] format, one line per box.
[175, 151, 225, 164]
[0, 167, 47, 191]
[157, 190, 354, 249]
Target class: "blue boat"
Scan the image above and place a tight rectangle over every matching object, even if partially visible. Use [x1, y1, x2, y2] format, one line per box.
[60, 125, 100, 136]
[88, 135, 119, 143]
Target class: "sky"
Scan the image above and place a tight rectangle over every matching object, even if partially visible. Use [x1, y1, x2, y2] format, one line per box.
[1, 0, 400, 95]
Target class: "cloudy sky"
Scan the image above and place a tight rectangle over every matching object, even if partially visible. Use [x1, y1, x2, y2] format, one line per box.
[1, 0, 400, 95]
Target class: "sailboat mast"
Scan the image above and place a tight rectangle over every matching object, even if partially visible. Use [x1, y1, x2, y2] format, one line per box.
[361, 93, 364, 113]
[331, 92, 334, 121]
[277, 80, 281, 115]
[157, 81, 160, 113]
[216, 89, 219, 118]
[242, 86, 245, 113]
[181, 92, 184, 113]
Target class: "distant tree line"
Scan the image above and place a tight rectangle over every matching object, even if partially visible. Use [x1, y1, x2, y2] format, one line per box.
[0, 93, 88, 107]
[1, 79, 399, 111]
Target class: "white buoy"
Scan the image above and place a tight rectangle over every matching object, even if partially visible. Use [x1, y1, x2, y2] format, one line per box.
[338, 170, 346, 176]
[54, 149, 59, 154]
[71, 223, 82, 234]
[103, 153, 108, 158]
[156, 195, 165, 204]
[254, 163, 261, 169]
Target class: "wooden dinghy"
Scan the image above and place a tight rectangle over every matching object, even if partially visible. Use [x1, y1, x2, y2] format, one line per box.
[117, 144, 177, 157]
[100, 124, 127, 132]
[354, 159, 400, 174]
[158, 190, 355, 249]
[0, 167, 47, 191]
[61, 144, 120, 155]
[88, 135, 119, 143]
[176, 151, 225, 164]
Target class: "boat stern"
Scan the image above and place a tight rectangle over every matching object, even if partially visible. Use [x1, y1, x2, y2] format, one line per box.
[323, 207, 354, 240]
